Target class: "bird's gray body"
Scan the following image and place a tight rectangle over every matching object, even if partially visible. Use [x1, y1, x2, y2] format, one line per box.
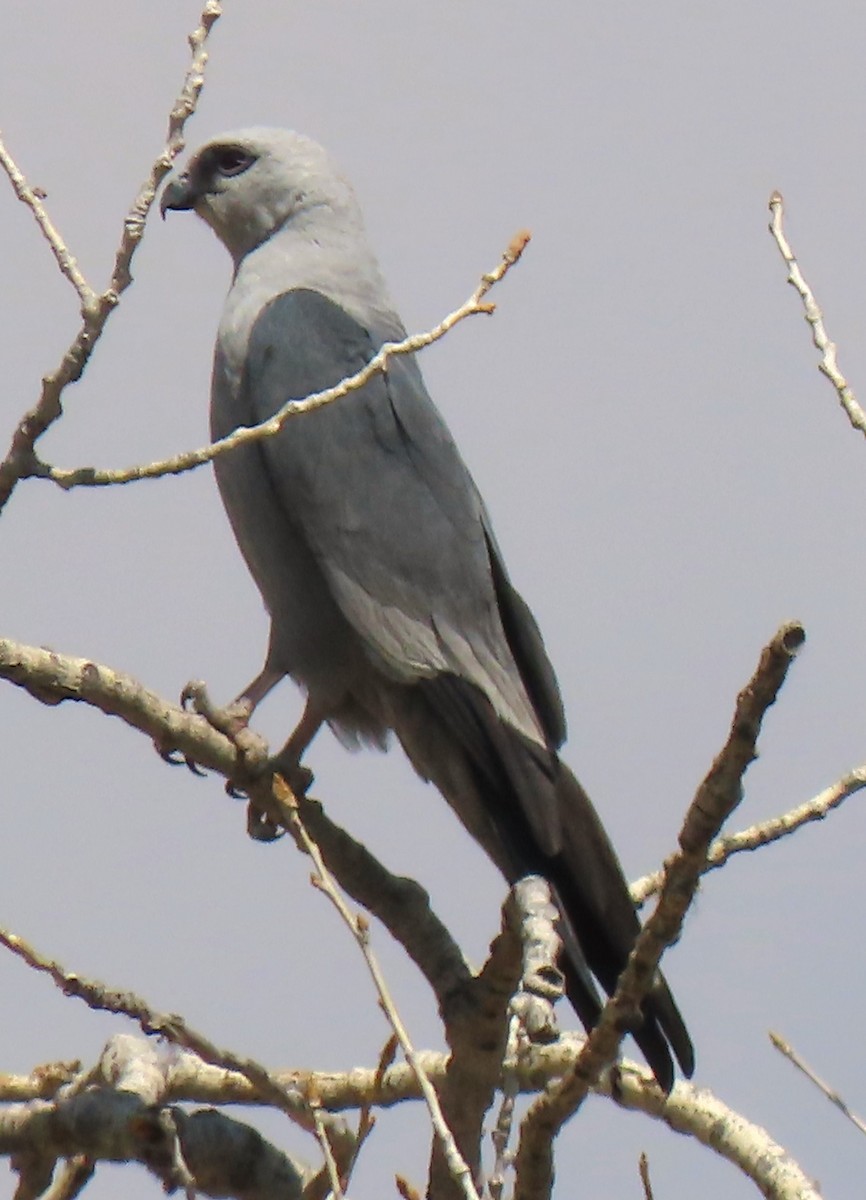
[162, 128, 693, 1089]
[208, 136, 547, 750]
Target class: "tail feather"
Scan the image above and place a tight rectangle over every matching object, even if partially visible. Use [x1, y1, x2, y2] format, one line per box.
[400, 675, 694, 1089]
[552, 763, 695, 1082]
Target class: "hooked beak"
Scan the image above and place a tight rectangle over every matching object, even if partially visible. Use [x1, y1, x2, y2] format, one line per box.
[160, 174, 200, 219]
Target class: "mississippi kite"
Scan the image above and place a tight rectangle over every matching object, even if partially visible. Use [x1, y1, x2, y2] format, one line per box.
[161, 128, 694, 1090]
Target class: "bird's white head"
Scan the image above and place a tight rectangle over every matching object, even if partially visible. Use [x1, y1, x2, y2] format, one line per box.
[161, 127, 361, 263]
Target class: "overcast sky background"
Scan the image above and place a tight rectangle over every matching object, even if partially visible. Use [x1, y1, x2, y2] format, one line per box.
[3, 2, 866, 1196]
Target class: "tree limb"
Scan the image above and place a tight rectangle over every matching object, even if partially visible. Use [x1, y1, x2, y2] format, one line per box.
[632, 766, 866, 905]
[771, 1030, 866, 1139]
[3, 1093, 309, 1200]
[0, 927, 349, 1154]
[275, 780, 481, 1200]
[514, 621, 805, 1200]
[0, 637, 473, 1012]
[42, 231, 531, 491]
[0, 625, 827, 1199]
[0, 0, 221, 513]
[768, 189, 866, 436]
[2, 1037, 822, 1199]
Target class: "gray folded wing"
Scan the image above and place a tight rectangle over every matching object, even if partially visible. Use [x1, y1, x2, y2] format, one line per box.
[231, 287, 562, 744]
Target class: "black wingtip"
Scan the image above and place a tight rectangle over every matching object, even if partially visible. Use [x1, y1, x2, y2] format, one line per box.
[561, 957, 687, 1094]
[652, 981, 695, 1080]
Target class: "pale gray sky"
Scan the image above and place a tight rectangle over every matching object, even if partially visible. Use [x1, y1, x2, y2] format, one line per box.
[3, 2, 866, 1196]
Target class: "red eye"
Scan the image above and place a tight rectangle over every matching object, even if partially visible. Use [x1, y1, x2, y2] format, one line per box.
[214, 147, 255, 176]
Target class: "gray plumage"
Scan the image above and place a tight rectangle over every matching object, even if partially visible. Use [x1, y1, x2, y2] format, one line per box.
[161, 128, 693, 1089]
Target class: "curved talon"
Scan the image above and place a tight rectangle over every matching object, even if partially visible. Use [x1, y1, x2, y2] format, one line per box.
[225, 778, 248, 799]
[246, 802, 283, 842]
[156, 740, 208, 777]
[158, 745, 187, 766]
[180, 679, 208, 711]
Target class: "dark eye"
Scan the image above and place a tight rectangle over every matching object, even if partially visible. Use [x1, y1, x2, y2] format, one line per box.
[212, 146, 256, 177]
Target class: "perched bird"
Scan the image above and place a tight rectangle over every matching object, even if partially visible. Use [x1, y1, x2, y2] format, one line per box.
[161, 128, 694, 1089]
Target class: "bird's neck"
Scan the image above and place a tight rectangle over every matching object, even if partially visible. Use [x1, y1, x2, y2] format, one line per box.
[216, 220, 405, 392]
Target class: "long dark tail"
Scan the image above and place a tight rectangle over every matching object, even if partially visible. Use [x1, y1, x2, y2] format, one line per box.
[549, 763, 694, 1090]
[402, 676, 694, 1091]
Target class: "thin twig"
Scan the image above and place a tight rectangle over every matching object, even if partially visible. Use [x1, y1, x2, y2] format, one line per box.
[631, 766, 866, 905]
[318, 1039, 388, 1200]
[110, 0, 221, 296]
[0, 138, 94, 305]
[638, 1153, 654, 1200]
[489, 1014, 523, 1200]
[43, 230, 531, 490]
[770, 1031, 866, 1138]
[0, 1, 222, 513]
[40, 1157, 95, 1200]
[395, 1176, 422, 1200]
[0, 924, 350, 1152]
[272, 776, 482, 1200]
[310, 1103, 346, 1200]
[768, 190, 866, 435]
[353, 1035, 394, 1161]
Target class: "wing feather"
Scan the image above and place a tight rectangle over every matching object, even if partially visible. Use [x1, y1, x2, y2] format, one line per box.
[238, 288, 557, 746]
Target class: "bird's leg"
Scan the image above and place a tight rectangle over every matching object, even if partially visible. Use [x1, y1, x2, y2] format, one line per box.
[245, 698, 323, 843]
[269, 697, 324, 796]
[199, 665, 287, 784]
[232, 663, 285, 719]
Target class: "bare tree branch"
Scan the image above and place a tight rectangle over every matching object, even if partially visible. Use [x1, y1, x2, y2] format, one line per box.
[396, 1174, 423, 1200]
[42, 231, 532, 491]
[1, 1035, 311, 1200]
[307, 1103, 346, 1200]
[0, 637, 247, 772]
[506, 878, 563, 1042]
[275, 778, 481, 1200]
[488, 1014, 522, 1200]
[770, 1031, 866, 1139]
[0, 141, 93, 305]
[768, 189, 866, 436]
[39, 1155, 94, 1200]
[428, 874, 565, 1199]
[0, 1065, 82, 1104]
[0, 636, 473, 1010]
[110, 1, 222, 296]
[624, 1075, 822, 1200]
[513, 621, 806, 1200]
[0, 625, 828, 1200]
[424, 885, 532, 1200]
[631, 766, 866, 905]
[0, 0, 222, 513]
[2, 1090, 309, 1200]
[0, 925, 351, 1159]
[296, 796, 473, 1009]
[0, 622, 829, 1198]
[2, 1036, 822, 1199]
[638, 1153, 654, 1200]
